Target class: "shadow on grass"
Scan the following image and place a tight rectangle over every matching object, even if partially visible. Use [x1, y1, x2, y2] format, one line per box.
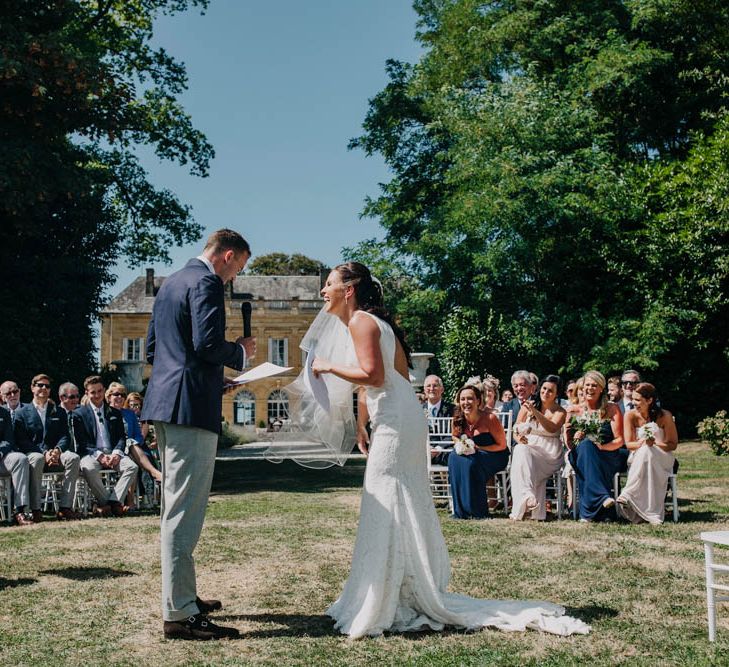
[0, 577, 37, 590]
[564, 604, 619, 623]
[212, 459, 366, 496]
[39, 567, 136, 581]
[218, 612, 337, 638]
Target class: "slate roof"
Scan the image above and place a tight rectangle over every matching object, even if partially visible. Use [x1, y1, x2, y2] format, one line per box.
[102, 273, 323, 314]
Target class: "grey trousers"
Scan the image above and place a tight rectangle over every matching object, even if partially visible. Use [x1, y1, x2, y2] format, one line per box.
[0, 451, 30, 510]
[80, 454, 138, 505]
[27, 450, 80, 510]
[156, 422, 217, 622]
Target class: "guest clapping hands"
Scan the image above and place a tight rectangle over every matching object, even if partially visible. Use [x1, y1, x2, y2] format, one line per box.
[617, 383, 678, 524]
[509, 375, 566, 521]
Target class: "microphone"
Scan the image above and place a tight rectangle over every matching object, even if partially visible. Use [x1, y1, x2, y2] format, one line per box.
[241, 301, 252, 338]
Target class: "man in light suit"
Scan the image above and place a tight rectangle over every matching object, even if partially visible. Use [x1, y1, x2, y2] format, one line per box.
[142, 229, 256, 641]
[424, 375, 455, 465]
[76, 375, 138, 517]
[14, 373, 80, 522]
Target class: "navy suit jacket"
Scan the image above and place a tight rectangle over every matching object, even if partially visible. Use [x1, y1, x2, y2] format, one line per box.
[74, 404, 126, 458]
[14, 403, 70, 454]
[500, 397, 522, 427]
[141, 258, 245, 434]
[0, 407, 15, 459]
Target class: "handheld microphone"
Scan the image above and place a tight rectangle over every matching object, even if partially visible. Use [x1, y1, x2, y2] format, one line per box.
[241, 301, 252, 338]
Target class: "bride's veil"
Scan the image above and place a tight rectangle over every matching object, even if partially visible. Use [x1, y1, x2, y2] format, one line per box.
[263, 306, 358, 468]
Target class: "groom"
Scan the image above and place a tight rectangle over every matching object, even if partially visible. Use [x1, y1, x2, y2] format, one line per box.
[142, 229, 256, 641]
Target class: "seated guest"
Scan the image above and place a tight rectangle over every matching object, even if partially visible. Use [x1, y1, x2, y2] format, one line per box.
[500, 389, 513, 405]
[607, 376, 623, 404]
[617, 383, 678, 524]
[76, 375, 138, 517]
[14, 374, 80, 521]
[57, 382, 81, 451]
[509, 375, 566, 521]
[107, 383, 161, 480]
[617, 369, 642, 414]
[0, 405, 32, 526]
[1, 380, 26, 422]
[567, 370, 627, 522]
[501, 370, 534, 440]
[483, 375, 501, 411]
[424, 375, 454, 466]
[562, 376, 584, 509]
[448, 382, 508, 519]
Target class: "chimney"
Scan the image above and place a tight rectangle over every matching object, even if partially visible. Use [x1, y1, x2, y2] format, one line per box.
[145, 268, 154, 296]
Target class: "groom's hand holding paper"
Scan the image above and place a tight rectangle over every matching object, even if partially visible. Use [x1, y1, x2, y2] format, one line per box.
[225, 362, 293, 392]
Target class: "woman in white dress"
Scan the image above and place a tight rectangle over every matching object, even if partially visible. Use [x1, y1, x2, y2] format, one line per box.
[311, 262, 589, 639]
[617, 383, 678, 524]
[509, 375, 565, 521]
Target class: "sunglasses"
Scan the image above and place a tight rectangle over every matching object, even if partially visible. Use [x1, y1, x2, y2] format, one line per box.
[34, 383, 51, 389]
[3, 388, 20, 396]
[109, 392, 126, 398]
[621, 380, 638, 387]
[62, 394, 80, 400]
[128, 402, 141, 409]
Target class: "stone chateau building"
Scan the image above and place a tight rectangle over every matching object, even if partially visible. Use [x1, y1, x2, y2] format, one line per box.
[100, 269, 323, 428]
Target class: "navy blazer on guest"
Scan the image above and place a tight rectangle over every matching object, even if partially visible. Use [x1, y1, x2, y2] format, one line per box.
[141, 258, 246, 434]
[14, 403, 70, 454]
[500, 397, 522, 428]
[74, 403, 126, 458]
[0, 406, 15, 459]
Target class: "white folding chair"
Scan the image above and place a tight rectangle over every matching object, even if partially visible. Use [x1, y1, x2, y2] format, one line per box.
[0, 472, 12, 522]
[427, 417, 454, 513]
[613, 471, 679, 523]
[701, 531, 729, 641]
[41, 471, 64, 512]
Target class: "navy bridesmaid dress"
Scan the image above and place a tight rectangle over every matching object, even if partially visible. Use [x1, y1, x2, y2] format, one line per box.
[569, 421, 629, 521]
[448, 432, 510, 519]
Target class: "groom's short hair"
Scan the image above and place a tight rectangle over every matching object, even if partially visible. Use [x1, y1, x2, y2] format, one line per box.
[204, 229, 251, 256]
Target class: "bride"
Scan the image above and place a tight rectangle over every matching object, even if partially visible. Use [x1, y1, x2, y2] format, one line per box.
[309, 262, 589, 639]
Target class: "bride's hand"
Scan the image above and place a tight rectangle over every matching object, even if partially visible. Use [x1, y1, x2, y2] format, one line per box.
[356, 426, 370, 456]
[311, 357, 331, 377]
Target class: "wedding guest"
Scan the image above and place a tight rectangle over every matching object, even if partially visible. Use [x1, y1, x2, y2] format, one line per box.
[561, 376, 584, 508]
[1, 380, 25, 422]
[501, 389, 513, 404]
[483, 375, 501, 410]
[567, 371, 627, 522]
[107, 383, 161, 480]
[617, 370, 641, 414]
[424, 375, 455, 466]
[0, 405, 32, 526]
[617, 383, 678, 524]
[58, 382, 82, 453]
[14, 374, 80, 521]
[509, 375, 566, 521]
[501, 370, 533, 439]
[448, 384, 508, 519]
[607, 376, 623, 404]
[76, 375, 138, 517]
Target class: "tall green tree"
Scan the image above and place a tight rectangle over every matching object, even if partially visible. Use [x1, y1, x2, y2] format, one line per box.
[353, 0, 729, 426]
[0, 0, 210, 392]
[247, 253, 327, 276]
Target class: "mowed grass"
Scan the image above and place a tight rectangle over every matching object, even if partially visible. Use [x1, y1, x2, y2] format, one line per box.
[1, 442, 728, 666]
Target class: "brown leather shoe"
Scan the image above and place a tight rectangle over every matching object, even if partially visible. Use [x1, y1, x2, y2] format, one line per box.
[31, 510, 43, 523]
[110, 502, 129, 517]
[14, 512, 33, 527]
[57, 507, 80, 521]
[163, 614, 239, 641]
[93, 505, 112, 518]
[196, 596, 223, 614]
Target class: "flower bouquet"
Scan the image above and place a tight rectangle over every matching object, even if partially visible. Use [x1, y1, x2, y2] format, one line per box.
[454, 434, 476, 456]
[638, 421, 660, 443]
[569, 410, 603, 444]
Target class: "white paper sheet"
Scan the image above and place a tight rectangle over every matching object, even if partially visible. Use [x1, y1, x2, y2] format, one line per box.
[304, 343, 330, 412]
[229, 362, 293, 386]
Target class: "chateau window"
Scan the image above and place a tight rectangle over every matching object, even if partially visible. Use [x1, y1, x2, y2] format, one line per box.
[122, 337, 145, 361]
[267, 389, 289, 424]
[268, 338, 288, 366]
[233, 390, 256, 426]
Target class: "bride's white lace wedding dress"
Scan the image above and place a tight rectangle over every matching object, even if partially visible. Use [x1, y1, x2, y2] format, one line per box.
[326, 312, 589, 638]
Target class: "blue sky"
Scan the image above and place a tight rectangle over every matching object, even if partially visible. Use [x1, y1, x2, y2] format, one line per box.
[111, 0, 422, 296]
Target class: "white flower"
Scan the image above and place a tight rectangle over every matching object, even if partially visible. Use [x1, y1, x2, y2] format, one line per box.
[639, 422, 659, 441]
[454, 434, 476, 455]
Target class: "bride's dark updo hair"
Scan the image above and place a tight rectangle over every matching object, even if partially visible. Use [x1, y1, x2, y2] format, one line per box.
[335, 262, 412, 367]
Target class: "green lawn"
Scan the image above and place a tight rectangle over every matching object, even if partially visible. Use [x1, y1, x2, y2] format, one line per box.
[1, 441, 728, 666]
